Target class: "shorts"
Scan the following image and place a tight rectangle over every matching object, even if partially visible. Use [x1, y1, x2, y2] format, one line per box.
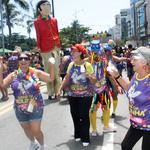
[14, 107, 44, 123]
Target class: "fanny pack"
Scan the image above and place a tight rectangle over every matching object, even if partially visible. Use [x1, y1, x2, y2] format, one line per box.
[16, 96, 30, 104]
[16, 96, 37, 113]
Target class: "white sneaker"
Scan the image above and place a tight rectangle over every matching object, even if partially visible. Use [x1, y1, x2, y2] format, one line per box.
[29, 140, 40, 150]
[103, 126, 117, 133]
[39, 145, 44, 150]
[82, 142, 89, 147]
[75, 138, 81, 142]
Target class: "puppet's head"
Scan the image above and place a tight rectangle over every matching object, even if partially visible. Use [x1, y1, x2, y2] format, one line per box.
[90, 40, 101, 53]
[37, 0, 51, 17]
[89, 40, 102, 63]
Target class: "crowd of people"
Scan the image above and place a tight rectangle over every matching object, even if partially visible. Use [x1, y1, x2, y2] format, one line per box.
[1, 42, 150, 150]
[0, 0, 150, 150]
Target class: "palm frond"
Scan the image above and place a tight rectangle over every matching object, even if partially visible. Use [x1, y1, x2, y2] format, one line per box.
[13, 0, 29, 10]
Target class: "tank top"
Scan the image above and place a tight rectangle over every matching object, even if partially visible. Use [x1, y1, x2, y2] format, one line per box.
[127, 73, 150, 130]
[11, 67, 44, 112]
[67, 62, 93, 97]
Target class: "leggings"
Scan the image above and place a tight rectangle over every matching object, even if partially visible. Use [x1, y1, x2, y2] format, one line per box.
[121, 125, 150, 150]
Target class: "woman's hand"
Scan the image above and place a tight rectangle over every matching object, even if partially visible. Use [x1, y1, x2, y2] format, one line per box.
[107, 65, 120, 79]
[117, 86, 123, 94]
[56, 88, 62, 98]
[86, 73, 97, 84]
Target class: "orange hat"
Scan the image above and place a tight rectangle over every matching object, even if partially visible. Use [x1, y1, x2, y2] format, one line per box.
[71, 44, 87, 55]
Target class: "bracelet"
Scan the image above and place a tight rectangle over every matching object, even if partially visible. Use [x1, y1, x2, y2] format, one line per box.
[115, 75, 121, 80]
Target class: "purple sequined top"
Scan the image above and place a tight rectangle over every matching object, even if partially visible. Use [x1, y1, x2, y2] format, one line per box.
[67, 62, 94, 97]
[11, 69, 44, 111]
[127, 74, 150, 131]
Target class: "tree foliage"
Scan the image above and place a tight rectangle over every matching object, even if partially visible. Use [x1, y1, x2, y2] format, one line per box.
[0, 33, 36, 51]
[59, 20, 91, 48]
[1, 0, 29, 48]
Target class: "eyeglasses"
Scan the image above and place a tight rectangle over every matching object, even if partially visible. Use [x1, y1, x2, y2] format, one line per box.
[19, 57, 30, 61]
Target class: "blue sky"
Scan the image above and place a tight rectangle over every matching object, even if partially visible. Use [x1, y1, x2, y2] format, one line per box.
[6, 0, 130, 38]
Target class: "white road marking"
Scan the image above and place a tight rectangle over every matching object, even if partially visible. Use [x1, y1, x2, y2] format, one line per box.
[102, 102, 114, 150]
[102, 121, 114, 150]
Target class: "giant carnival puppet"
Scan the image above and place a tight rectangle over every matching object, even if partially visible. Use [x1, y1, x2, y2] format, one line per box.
[34, 0, 61, 100]
[89, 39, 122, 135]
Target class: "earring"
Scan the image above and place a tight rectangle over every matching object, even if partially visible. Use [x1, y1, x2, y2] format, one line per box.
[143, 65, 147, 70]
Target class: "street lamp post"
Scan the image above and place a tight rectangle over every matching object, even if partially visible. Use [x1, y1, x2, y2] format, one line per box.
[51, 0, 55, 17]
[144, 2, 148, 45]
[137, 10, 141, 45]
[74, 14, 78, 43]
[0, 0, 5, 55]
[74, 9, 84, 43]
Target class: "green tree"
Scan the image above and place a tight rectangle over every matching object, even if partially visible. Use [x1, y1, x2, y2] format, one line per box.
[2, 33, 36, 51]
[2, 0, 29, 48]
[59, 20, 91, 48]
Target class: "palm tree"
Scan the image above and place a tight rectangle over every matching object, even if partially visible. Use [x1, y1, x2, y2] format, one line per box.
[2, 0, 29, 48]
[25, 0, 36, 39]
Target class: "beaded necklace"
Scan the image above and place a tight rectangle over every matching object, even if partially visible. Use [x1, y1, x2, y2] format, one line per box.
[17, 67, 41, 90]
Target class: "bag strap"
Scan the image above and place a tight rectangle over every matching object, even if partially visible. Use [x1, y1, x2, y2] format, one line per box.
[21, 80, 32, 100]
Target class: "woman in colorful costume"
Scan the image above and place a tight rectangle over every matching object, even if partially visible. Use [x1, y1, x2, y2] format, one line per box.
[0, 52, 54, 150]
[89, 40, 122, 134]
[57, 44, 96, 147]
[108, 46, 150, 150]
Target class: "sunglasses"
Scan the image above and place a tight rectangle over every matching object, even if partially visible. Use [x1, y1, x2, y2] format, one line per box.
[19, 57, 30, 61]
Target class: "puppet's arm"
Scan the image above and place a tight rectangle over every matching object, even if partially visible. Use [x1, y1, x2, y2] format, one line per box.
[34, 21, 41, 50]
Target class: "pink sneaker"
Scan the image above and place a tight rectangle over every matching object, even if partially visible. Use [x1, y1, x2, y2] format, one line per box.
[91, 131, 98, 136]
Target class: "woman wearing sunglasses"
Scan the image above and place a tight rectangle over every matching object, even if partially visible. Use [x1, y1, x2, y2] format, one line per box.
[0, 52, 54, 150]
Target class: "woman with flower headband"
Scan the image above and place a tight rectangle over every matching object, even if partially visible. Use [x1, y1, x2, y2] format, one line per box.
[0, 52, 54, 150]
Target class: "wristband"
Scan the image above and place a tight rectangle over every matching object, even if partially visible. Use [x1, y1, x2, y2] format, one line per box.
[115, 75, 121, 80]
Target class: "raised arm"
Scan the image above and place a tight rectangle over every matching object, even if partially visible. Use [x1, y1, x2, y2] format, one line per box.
[108, 68, 130, 91]
[112, 55, 127, 63]
[35, 69, 54, 83]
